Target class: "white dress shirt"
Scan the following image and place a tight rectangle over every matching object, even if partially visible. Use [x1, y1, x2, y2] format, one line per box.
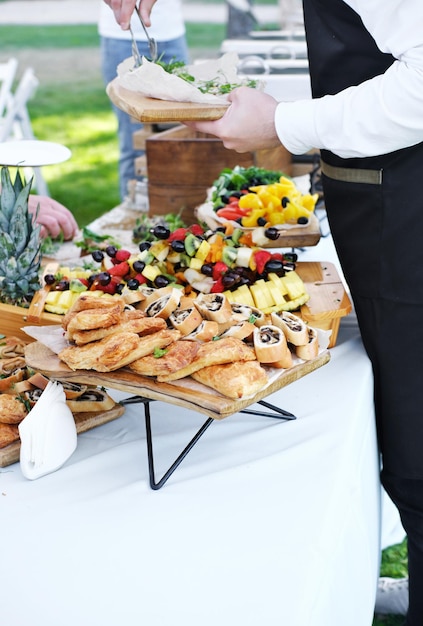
[98, 0, 185, 42]
[275, 0, 423, 159]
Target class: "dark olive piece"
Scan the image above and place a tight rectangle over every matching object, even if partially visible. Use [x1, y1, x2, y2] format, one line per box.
[44, 274, 56, 285]
[132, 260, 146, 273]
[92, 250, 104, 262]
[154, 275, 170, 288]
[105, 245, 117, 257]
[171, 240, 185, 253]
[127, 278, 140, 290]
[98, 272, 111, 286]
[264, 227, 279, 240]
[152, 224, 171, 240]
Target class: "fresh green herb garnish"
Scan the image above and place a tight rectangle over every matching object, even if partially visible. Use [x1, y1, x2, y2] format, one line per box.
[153, 347, 168, 358]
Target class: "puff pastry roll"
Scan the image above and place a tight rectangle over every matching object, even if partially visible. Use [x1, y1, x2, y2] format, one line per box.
[230, 303, 267, 327]
[253, 324, 293, 369]
[295, 327, 319, 361]
[145, 288, 182, 319]
[66, 388, 116, 412]
[169, 306, 203, 336]
[270, 311, 308, 346]
[194, 293, 232, 323]
[183, 320, 219, 342]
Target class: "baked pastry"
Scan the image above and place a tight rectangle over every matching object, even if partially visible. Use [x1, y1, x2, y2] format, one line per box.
[69, 313, 166, 345]
[191, 360, 269, 399]
[144, 288, 182, 319]
[168, 306, 203, 336]
[59, 329, 181, 372]
[128, 340, 200, 377]
[194, 293, 232, 323]
[62, 294, 125, 330]
[219, 321, 256, 341]
[253, 325, 293, 369]
[270, 311, 308, 346]
[183, 320, 219, 342]
[0, 423, 20, 448]
[295, 327, 319, 361]
[230, 303, 267, 327]
[26, 372, 88, 399]
[66, 303, 124, 334]
[0, 394, 27, 424]
[138, 285, 175, 311]
[0, 335, 26, 358]
[66, 388, 116, 412]
[0, 367, 26, 393]
[157, 336, 256, 382]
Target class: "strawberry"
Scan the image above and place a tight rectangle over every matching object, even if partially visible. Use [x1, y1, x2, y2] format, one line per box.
[212, 261, 228, 281]
[134, 273, 148, 284]
[167, 227, 189, 242]
[189, 224, 204, 236]
[114, 249, 131, 262]
[211, 276, 225, 293]
[108, 261, 130, 277]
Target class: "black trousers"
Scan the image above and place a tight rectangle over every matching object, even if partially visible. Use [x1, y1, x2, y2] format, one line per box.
[322, 142, 423, 625]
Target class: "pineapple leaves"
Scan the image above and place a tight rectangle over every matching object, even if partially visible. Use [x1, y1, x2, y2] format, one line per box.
[0, 166, 41, 305]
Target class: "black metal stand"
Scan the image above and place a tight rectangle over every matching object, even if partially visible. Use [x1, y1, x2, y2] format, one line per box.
[120, 396, 296, 490]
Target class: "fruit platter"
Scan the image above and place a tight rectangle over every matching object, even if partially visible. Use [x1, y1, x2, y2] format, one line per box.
[196, 165, 321, 248]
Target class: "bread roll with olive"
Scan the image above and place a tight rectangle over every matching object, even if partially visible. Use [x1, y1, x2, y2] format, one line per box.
[270, 311, 308, 346]
[253, 324, 293, 369]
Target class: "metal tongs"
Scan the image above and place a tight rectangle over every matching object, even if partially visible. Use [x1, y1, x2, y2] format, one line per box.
[129, 2, 158, 67]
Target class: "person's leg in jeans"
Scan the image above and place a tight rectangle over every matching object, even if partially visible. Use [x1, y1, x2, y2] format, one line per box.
[100, 35, 189, 199]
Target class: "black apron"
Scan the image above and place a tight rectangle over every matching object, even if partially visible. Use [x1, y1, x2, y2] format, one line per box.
[302, 0, 423, 478]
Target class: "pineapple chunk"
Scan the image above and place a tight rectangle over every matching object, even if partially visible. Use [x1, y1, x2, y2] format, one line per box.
[281, 271, 306, 300]
[268, 283, 287, 306]
[142, 264, 162, 282]
[267, 272, 288, 295]
[236, 284, 256, 307]
[195, 239, 211, 262]
[190, 257, 204, 271]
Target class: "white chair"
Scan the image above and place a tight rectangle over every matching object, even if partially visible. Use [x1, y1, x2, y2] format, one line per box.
[0, 66, 49, 196]
[0, 57, 18, 119]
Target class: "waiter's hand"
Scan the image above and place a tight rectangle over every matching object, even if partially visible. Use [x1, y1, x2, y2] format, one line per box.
[184, 87, 282, 153]
[102, 0, 157, 29]
[29, 195, 79, 241]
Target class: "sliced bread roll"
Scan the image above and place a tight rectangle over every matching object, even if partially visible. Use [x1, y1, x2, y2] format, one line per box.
[295, 327, 319, 361]
[183, 320, 219, 342]
[145, 288, 182, 319]
[253, 325, 293, 369]
[169, 306, 203, 336]
[270, 311, 308, 346]
[66, 388, 116, 412]
[194, 293, 232, 323]
[230, 303, 267, 327]
[219, 321, 256, 341]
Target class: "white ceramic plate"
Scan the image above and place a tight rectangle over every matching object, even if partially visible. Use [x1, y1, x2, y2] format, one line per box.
[0, 140, 71, 167]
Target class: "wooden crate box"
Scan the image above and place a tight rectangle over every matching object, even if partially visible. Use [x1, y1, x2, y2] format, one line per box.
[146, 125, 293, 225]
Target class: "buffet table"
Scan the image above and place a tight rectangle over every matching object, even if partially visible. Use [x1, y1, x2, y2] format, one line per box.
[0, 236, 403, 626]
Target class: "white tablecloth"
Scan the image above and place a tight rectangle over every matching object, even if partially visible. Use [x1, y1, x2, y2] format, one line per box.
[0, 236, 403, 626]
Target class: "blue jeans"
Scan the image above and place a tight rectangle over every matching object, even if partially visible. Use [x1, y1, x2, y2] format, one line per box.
[100, 36, 189, 199]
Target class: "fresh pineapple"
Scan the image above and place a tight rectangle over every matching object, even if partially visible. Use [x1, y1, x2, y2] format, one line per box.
[0, 167, 42, 307]
[224, 271, 309, 312]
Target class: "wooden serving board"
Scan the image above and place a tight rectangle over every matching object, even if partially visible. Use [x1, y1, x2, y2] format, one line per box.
[0, 403, 126, 468]
[24, 342, 330, 421]
[106, 78, 229, 123]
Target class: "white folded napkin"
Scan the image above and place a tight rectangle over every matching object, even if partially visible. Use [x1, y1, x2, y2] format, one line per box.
[18, 381, 77, 480]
